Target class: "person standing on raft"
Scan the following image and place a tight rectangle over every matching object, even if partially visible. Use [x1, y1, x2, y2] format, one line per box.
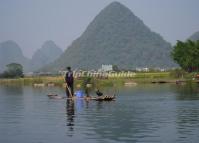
[65, 67, 74, 97]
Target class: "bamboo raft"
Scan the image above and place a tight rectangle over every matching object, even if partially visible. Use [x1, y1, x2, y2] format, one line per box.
[47, 94, 116, 101]
[47, 94, 65, 99]
[92, 95, 116, 101]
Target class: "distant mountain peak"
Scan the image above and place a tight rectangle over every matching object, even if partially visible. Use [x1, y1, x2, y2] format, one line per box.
[41, 40, 62, 51]
[107, 1, 129, 8]
[43, 2, 175, 71]
[100, 1, 135, 17]
[30, 40, 63, 71]
[1, 40, 20, 48]
[188, 31, 199, 41]
[43, 40, 56, 46]
[0, 40, 24, 56]
[0, 40, 29, 72]
[103, 1, 135, 14]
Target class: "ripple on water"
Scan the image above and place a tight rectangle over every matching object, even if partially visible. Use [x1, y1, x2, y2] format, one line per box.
[0, 85, 199, 143]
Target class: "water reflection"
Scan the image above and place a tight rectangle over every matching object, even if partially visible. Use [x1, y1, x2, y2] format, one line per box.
[0, 85, 23, 96]
[0, 85, 24, 113]
[96, 101, 103, 110]
[65, 99, 75, 136]
[172, 83, 199, 100]
[0, 85, 25, 142]
[84, 100, 157, 142]
[176, 102, 199, 142]
[169, 83, 199, 142]
[1, 84, 199, 143]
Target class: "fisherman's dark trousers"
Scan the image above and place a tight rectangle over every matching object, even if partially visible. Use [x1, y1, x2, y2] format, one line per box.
[66, 82, 74, 97]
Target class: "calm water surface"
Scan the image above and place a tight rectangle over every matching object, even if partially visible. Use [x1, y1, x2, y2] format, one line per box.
[0, 84, 199, 143]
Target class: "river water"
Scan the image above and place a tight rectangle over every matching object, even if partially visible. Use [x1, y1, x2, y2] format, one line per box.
[0, 83, 199, 143]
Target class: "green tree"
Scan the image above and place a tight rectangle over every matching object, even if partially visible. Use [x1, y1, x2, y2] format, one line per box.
[171, 40, 199, 72]
[0, 63, 24, 78]
[169, 68, 186, 78]
[112, 65, 120, 72]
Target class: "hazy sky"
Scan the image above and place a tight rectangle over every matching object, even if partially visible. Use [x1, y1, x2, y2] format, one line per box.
[0, 0, 199, 58]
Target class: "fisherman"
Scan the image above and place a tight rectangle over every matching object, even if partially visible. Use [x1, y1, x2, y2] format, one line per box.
[65, 66, 74, 97]
[96, 89, 103, 97]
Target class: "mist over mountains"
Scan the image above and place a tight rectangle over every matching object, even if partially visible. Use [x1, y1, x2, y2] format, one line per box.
[0, 41, 29, 72]
[31, 41, 63, 71]
[0, 40, 63, 72]
[2, 2, 199, 72]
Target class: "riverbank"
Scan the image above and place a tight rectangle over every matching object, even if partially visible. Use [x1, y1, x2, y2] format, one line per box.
[0, 72, 198, 87]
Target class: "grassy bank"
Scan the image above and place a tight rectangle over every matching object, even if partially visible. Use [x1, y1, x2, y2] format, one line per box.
[0, 76, 64, 86]
[0, 72, 197, 87]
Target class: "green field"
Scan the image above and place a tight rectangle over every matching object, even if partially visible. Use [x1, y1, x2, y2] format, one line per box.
[1, 71, 195, 87]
